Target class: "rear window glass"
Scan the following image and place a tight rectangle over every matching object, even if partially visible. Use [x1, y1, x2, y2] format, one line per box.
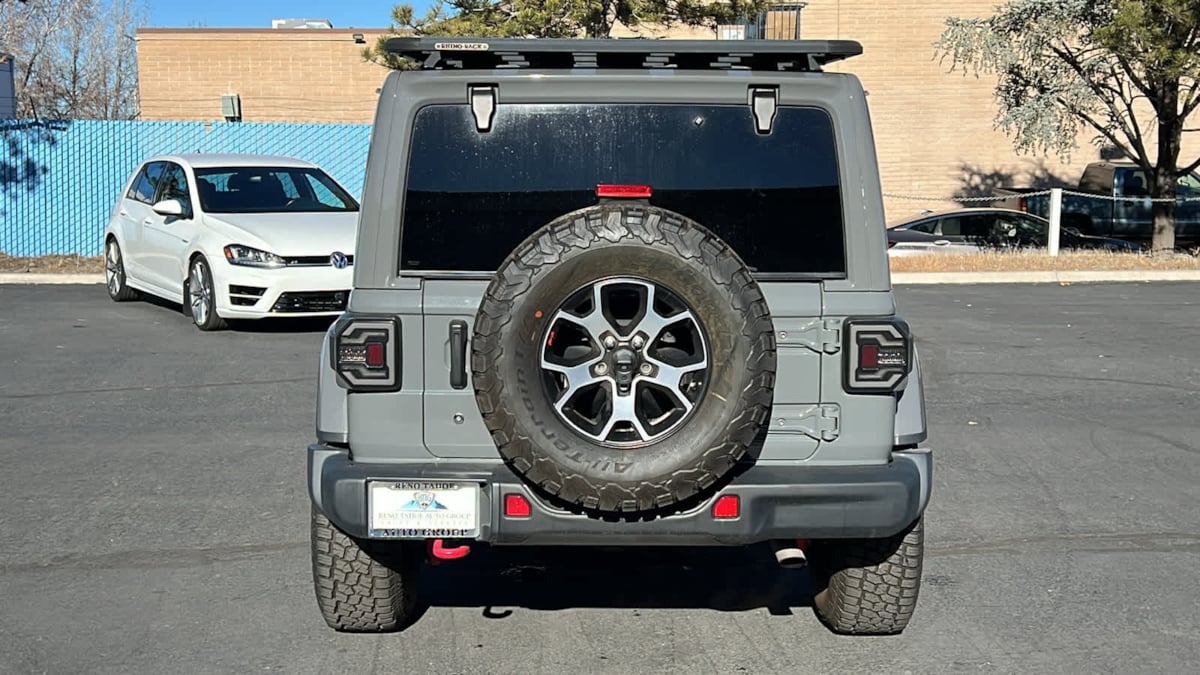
[400, 103, 845, 276]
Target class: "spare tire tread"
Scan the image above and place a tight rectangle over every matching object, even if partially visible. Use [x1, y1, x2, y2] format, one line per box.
[472, 206, 776, 514]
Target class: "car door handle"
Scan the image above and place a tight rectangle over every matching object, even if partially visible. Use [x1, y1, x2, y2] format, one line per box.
[449, 320, 468, 390]
[119, 210, 129, 217]
[142, 218, 153, 225]
[933, 239, 951, 246]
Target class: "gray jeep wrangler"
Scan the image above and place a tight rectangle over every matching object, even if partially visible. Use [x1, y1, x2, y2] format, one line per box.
[308, 37, 932, 636]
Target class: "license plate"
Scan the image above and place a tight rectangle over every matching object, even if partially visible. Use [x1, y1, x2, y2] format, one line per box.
[367, 480, 481, 539]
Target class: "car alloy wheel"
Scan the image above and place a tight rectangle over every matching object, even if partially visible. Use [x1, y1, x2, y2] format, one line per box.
[188, 260, 212, 326]
[539, 277, 710, 448]
[186, 257, 227, 331]
[105, 240, 123, 297]
[104, 239, 139, 302]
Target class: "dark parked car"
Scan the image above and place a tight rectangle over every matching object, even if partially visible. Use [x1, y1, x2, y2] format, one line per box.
[887, 208, 1140, 256]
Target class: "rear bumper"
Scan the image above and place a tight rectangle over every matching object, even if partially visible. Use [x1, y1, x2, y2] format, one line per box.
[308, 444, 933, 546]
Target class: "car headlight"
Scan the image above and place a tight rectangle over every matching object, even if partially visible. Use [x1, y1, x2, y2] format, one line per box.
[223, 244, 285, 269]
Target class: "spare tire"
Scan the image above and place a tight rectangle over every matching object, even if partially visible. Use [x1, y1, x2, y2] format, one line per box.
[471, 203, 777, 515]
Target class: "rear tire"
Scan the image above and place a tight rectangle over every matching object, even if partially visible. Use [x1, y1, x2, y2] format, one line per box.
[104, 238, 140, 302]
[310, 507, 422, 633]
[811, 517, 925, 635]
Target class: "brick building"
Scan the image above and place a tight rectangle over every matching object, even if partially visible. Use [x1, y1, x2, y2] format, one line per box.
[135, 2, 1199, 218]
[135, 27, 398, 124]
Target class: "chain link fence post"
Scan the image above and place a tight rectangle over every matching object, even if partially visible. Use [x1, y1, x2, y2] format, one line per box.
[1047, 187, 1063, 257]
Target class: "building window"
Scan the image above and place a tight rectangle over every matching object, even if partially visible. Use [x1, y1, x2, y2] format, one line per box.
[741, 2, 807, 40]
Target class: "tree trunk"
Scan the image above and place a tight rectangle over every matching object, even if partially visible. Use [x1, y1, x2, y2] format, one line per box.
[1151, 80, 1181, 253]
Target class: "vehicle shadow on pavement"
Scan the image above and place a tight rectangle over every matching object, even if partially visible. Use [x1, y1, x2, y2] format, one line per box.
[227, 317, 337, 334]
[416, 543, 814, 617]
[135, 293, 336, 334]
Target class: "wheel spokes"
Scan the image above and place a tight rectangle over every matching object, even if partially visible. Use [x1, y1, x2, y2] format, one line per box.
[189, 264, 208, 323]
[642, 355, 708, 414]
[597, 388, 653, 443]
[105, 244, 120, 293]
[540, 357, 606, 412]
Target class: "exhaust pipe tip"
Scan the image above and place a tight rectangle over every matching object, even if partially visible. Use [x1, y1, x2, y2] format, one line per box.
[771, 539, 808, 569]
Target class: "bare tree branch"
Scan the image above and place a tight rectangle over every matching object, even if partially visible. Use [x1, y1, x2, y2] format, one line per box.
[1, 0, 144, 119]
[1048, 44, 1150, 163]
[1181, 79, 1200, 117]
[1113, 52, 1154, 100]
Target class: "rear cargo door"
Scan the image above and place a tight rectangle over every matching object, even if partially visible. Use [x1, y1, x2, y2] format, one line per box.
[407, 98, 841, 459]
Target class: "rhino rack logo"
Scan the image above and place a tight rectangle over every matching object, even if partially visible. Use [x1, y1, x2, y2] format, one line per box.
[433, 41, 490, 51]
[401, 492, 448, 511]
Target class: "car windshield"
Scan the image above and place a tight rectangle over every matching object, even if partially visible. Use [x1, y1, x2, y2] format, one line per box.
[193, 166, 359, 213]
[399, 103, 846, 277]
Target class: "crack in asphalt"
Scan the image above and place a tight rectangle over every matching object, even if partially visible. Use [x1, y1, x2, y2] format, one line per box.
[929, 531, 1200, 557]
[0, 541, 308, 574]
[943, 370, 1199, 394]
[0, 377, 311, 400]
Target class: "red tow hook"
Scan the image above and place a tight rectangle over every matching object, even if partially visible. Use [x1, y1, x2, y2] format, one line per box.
[427, 538, 471, 565]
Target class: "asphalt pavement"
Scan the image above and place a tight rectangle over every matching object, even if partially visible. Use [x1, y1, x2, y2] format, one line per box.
[1, 282, 1198, 674]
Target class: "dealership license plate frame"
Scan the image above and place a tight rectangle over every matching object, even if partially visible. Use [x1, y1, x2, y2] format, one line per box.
[367, 480, 482, 539]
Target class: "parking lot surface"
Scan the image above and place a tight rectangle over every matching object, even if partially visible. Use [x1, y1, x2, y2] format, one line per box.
[1, 282, 1198, 674]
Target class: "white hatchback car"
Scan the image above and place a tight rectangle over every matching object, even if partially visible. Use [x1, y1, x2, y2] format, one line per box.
[103, 153, 359, 330]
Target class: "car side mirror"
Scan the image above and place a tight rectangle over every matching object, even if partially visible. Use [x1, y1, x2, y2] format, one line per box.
[152, 199, 186, 218]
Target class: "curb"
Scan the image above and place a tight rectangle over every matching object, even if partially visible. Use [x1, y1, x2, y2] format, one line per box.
[890, 270, 1200, 284]
[2, 270, 1200, 286]
[0, 273, 105, 285]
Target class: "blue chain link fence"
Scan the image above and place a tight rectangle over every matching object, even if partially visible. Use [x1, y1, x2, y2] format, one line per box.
[1, 119, 372, 257]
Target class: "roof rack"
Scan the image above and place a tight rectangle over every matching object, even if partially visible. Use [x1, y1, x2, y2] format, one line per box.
[384, 37, 863, 72]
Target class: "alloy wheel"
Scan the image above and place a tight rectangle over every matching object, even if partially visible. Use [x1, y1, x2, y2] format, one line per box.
[539, 277, 710, 448]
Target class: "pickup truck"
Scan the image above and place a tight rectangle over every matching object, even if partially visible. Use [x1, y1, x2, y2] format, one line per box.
[996, 161, 1200, 247]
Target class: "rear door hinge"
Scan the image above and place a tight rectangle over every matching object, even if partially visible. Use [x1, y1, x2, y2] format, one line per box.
[749, 86, 778, 135]
[773, 404, 841, 442]
[779, 318, 841, 354]
[469, 84, 497, 132]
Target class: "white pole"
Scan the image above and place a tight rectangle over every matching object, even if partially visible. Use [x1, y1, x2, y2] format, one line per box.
[1047, 188, 1063, 257]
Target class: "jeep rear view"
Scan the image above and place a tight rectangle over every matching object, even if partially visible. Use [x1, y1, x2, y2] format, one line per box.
[308, 37, 932, 636]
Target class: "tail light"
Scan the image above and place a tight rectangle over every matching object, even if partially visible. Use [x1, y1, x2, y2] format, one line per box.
[1018, 196, 1028, 212]
[332, 316, 401, 392]
[843, 318, 911, 393]
[596, 184, 653, 199]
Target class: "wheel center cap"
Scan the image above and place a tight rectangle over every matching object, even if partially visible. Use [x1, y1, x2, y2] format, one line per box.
[611, 346, 639, 390]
